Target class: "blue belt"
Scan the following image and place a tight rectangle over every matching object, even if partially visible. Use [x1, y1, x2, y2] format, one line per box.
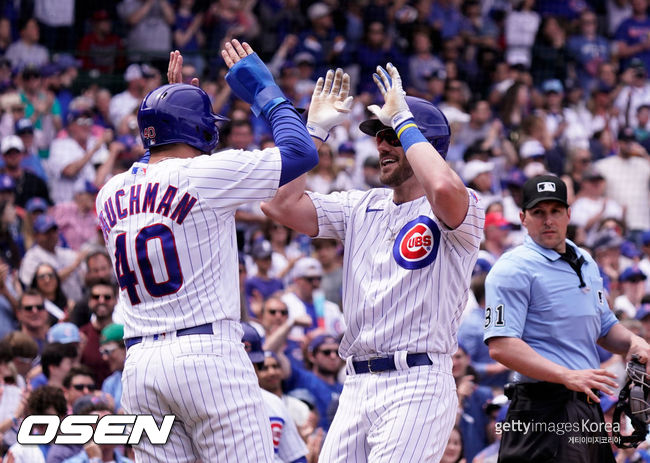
[352, 353, 432, 374]
[125, 323, 214, 350]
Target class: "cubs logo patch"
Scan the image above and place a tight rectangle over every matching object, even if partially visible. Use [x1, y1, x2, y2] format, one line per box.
[392, 216, 441, 270]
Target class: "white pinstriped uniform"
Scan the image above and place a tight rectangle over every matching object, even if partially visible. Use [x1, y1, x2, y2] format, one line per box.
[97, 148, 282, 463]
[261, 389, 308, 462]
[307, 188, 484, 463]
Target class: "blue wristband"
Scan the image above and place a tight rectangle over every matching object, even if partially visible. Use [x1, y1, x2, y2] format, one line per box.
[396, 118, 428, 152]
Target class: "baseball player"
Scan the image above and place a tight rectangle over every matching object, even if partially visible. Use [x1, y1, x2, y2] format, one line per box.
[263, 63, 484, 462]
[96, 40, 319, 462]
[484, 175, 650, 463]
[242, 322, 308, 463]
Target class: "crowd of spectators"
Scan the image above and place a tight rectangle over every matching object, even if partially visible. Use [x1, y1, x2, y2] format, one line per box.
[0, 0, 648, 461]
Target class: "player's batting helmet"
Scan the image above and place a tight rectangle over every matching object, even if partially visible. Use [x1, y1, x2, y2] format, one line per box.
[138, 83, 229, 154]
[359, 96, 451, 158]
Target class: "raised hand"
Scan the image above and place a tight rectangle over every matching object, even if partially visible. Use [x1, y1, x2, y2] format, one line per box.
[221, 39, 255, 69]
[307, 68, 353, 141]
[167, 50, 199, 86]
[367, 63, 412, 129]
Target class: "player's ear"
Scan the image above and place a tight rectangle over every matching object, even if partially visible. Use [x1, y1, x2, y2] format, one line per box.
[519, 210, 525, 225]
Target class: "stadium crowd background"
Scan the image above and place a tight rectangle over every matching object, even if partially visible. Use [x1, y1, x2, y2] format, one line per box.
[0, 0, 648, 462]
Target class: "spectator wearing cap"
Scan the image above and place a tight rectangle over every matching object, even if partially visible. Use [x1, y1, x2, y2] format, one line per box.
[78, 10, 125, 74]
[567, 10, 611, 94]
[297, 2, 347, 78]
[590, 228, 625, 294]
[241, 322, 309, 462]
[108, 63, 149, 129]
[570, 167, 624, 238]
[47, 108, 112, 204]
[19, 214, 86, 303]
[50, 180, 99, 251]
[245, 240, 284, 317]
[0, 134, 50, 208]
[13, 117, 48, 181]
[334, 142, 356, 188]
[117, 0, 174, 62]
[99, 323, 126, 412]
[614, 59, 650, 129]
[452, 343, 494, 462]
[481, 211, 513, 264]
[636, 304, 650, 342]
[595, 126, 650, 240]
[4, 18, 49, 70]
[281, 257, 345, 341]
[614, 266, 648, 318]
[463, 159, 499, 206]
[282, 333, 344, 431]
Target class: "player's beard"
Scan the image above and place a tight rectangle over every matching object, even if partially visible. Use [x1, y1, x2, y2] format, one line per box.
[380, 155, 415, 187]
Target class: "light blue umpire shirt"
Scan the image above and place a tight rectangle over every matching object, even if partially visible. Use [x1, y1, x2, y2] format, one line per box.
[484, 235, 618, 383]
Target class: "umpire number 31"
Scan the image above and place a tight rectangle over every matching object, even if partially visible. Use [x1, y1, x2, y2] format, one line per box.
[484, 304, 505, 328]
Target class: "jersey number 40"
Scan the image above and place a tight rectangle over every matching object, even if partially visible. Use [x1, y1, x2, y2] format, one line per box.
[114, 224, 183, 305]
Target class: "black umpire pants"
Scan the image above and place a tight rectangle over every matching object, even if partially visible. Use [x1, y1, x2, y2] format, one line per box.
[498, 382, 616, 463]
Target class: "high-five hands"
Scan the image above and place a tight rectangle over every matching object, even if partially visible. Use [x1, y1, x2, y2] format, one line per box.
[307, 68, 353, 141]
[367, 63, 413, 130]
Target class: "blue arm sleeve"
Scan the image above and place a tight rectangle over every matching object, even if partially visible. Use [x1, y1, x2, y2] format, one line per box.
[266, 101, 318, 186]
[290, 457, 308, 463]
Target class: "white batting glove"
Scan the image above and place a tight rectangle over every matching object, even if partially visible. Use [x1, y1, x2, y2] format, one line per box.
[307, 68, 353, 141]
[367, 63, 413, 130]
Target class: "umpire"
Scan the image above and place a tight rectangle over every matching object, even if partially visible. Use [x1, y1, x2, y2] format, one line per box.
[484, 175, 650, 463]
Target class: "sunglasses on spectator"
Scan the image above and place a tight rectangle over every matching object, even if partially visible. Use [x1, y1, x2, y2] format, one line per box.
[376, 128, 401, 147]
[22, 304, 45, 312]
[258, 363, 281, 372]
[317, 349, 338, 356]
[36, 272, 55, 281]
[100, 345, 119, 356]
[74, 117, 93, 127]
[71, 383, 96, 392]
[267, 308, 289, 316]
[91, 293, 113, 301]
[304, 276, 322, 284]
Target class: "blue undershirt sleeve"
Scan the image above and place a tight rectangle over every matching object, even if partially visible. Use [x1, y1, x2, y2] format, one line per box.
[266, 102, 318, 186]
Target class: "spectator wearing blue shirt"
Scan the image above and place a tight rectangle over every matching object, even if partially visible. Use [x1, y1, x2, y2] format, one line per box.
[567, 10, 611, 94]
[245, 240, 284, 317]
[458, 275, 510, 388]
[615, 0, 650, 71]
[100, 323, 125, 412]
[283, 334, 343, 431]
[485, 175, 650, 462]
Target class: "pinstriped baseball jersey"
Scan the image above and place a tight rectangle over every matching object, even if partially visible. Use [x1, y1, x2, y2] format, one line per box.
[97, 148, 282, 338]
[261, 389, 308, 462]
[306, 188, 484, 359]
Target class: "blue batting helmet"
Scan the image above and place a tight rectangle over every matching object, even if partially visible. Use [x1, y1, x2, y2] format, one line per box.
[137, 84, 229, 153]
[359, 96, 451, 158]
